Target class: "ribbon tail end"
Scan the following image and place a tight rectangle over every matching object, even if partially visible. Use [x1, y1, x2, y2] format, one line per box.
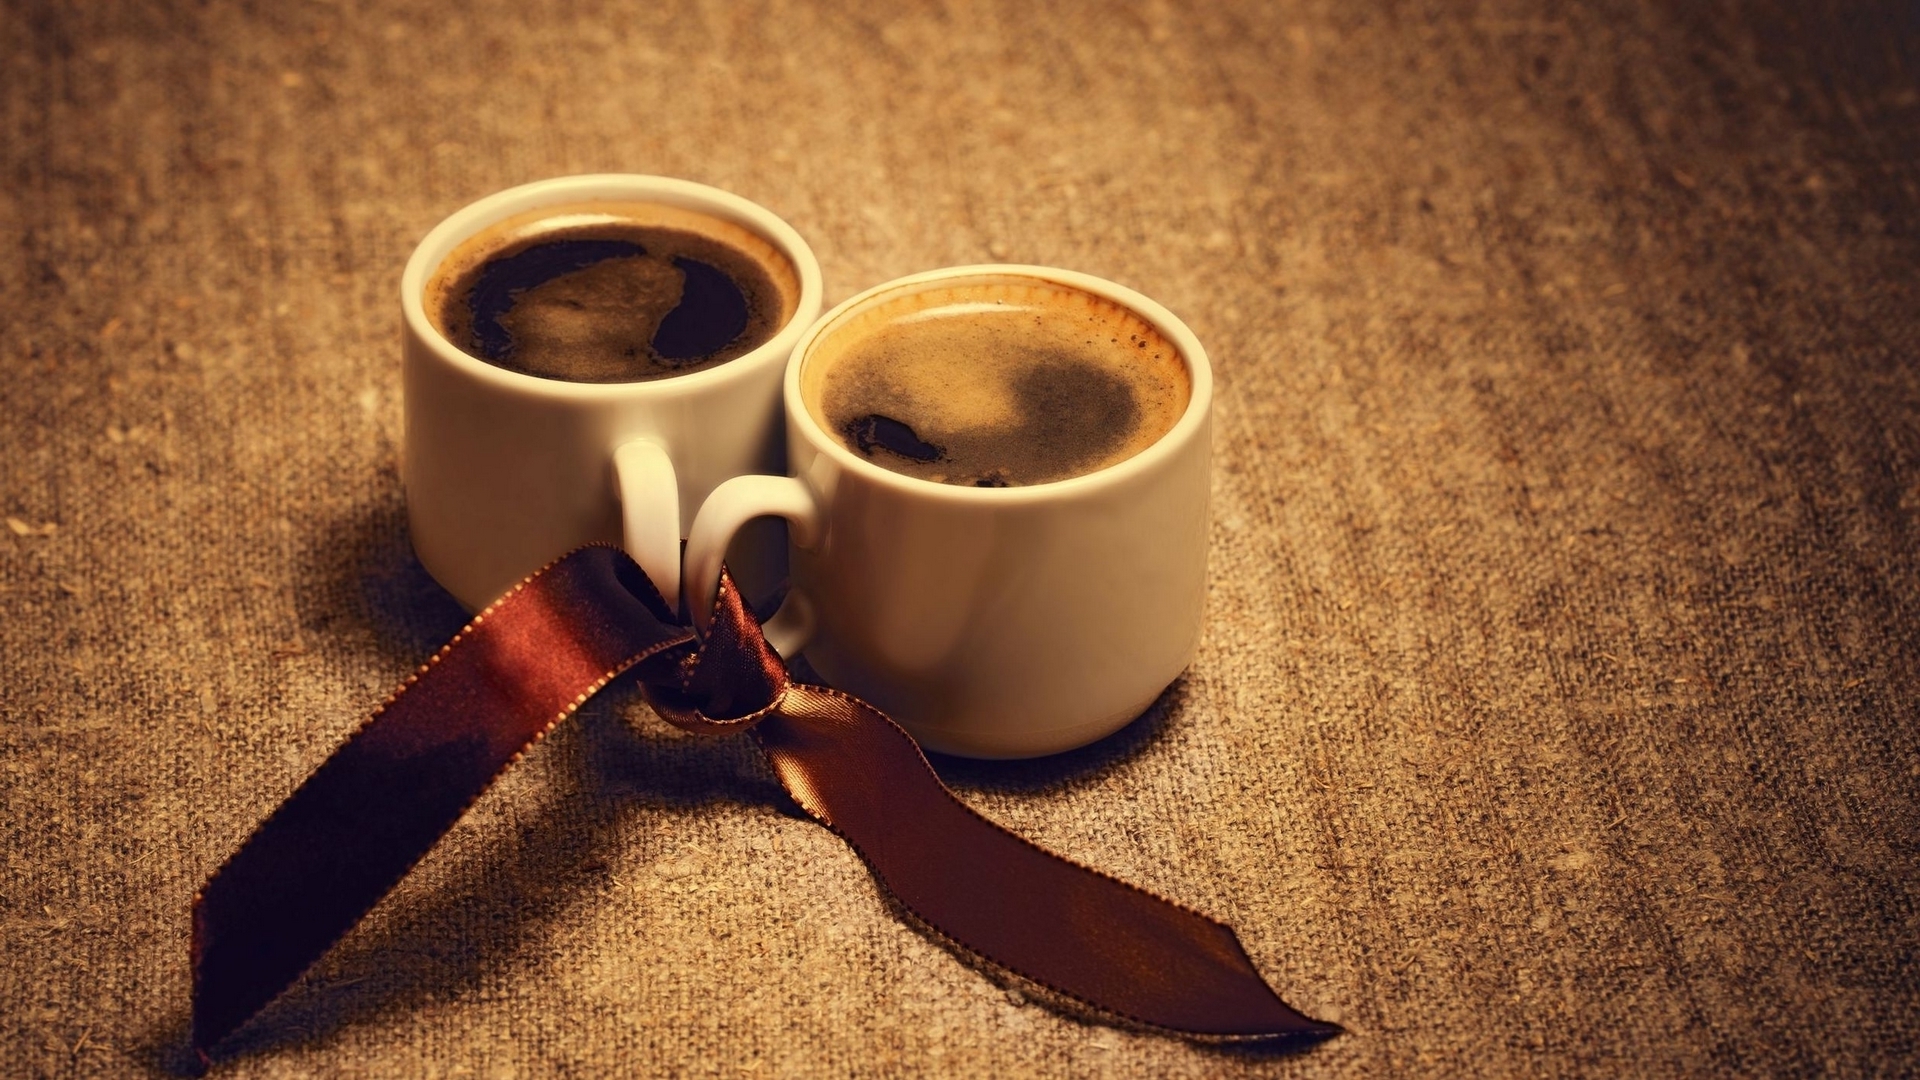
[188, 892, 286, 1061]
[1229, 1013, 1343, 1052]
[1264, 988, 1345, 1044]
[1286, 1017, 1345, 1043]
[1246, 981, 1346, 1045]
[189, 1000, 236, 1065]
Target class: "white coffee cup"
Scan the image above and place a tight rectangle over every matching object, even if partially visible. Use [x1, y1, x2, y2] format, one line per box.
[401, 175, 823, 612]
[684, 266, 1212, 759]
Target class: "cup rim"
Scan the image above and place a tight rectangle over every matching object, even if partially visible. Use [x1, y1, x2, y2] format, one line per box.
[400, 174, 824, 402]
[783, 264, 1214, 503]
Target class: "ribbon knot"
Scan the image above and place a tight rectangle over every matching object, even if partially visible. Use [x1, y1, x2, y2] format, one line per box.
[191, 545, 1338, 1060]
[646, 566, 789, 734]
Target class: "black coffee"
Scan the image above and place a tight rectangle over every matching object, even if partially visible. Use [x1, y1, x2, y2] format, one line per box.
[802, 279, 1190, 487]
[426, 201, 799, 382]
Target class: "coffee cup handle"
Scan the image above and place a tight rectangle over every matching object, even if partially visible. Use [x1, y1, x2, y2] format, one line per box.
[612, 439, 683, 612]
[684, 475, 822, 657]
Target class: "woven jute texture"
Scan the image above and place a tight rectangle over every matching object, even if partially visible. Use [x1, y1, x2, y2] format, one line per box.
[3, 0, 1916, 1076]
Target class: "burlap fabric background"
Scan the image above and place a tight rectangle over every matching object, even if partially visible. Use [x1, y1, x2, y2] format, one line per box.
[4, 1, 1916, 1076]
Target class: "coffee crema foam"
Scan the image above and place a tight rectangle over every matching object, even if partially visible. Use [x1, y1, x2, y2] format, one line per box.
[426, 201, 800, 382]
[803, 279, 1190, 487]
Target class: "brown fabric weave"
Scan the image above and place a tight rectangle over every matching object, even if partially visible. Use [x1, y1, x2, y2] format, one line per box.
[3, 0, 1915, 1076]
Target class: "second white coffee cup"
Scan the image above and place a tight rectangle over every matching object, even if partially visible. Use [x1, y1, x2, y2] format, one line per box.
[684, 265, 1213, 759]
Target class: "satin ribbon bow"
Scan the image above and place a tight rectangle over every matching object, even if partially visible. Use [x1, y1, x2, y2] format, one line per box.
[192, 544, 1337, 1059]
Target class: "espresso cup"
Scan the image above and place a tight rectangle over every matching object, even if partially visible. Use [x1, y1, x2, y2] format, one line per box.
[684, 266, 1212, 758]
[401, 175, 824, 611]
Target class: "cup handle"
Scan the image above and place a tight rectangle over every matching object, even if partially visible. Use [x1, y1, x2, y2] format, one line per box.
[612, 439, 682, 610]
[684, 474, 822, 658]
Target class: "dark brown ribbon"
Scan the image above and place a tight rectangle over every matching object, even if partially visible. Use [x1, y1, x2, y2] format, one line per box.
[192, 544, 1337, 1058]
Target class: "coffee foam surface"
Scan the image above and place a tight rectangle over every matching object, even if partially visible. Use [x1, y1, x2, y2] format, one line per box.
[426, 200, 800, 382]
[803, 279, 1191, 487]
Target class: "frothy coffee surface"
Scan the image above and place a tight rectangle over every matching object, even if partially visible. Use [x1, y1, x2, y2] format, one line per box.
[427, 201, 799, 382]
[803, 279, 1190, 487]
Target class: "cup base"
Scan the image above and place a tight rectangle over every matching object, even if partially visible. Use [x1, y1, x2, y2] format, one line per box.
[894, 690, 1167, 760]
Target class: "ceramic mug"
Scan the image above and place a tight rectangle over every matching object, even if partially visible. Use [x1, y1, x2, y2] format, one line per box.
[401, 175, 824, 612]
[683, 265, 1213, 759]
